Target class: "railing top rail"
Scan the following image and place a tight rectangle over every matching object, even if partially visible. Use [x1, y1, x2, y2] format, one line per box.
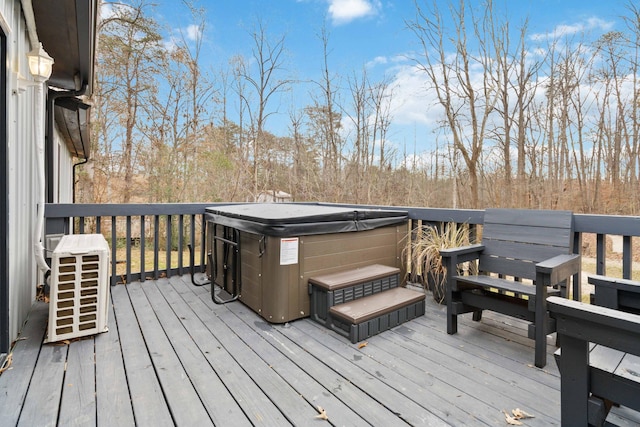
[573, 213, 640, 237]
[44, 203, 230, 217]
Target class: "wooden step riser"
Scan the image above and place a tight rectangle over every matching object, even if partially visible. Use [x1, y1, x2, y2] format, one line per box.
[310, 273, 399, 326]
[330, 300, 426, 343]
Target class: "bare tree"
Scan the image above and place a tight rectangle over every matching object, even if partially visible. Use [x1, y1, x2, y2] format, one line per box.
[408, 0, 499, 208]
[97, 0, 162, 203]
[490, 16, 541, 206]
[238, 20, 291, 199]
[622, 2, 640, 213]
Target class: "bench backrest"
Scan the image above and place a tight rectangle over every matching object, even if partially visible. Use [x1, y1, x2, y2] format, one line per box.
[479, 208, 574, 281]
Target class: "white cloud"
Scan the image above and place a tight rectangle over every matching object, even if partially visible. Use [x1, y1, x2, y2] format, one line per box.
[161, 24, 202, 53]
[530, 17, 614, 41]
[185, 24, 202, 42]
[365, 55, 388, 68]
[328, 0, 380, 25]
[387, 63, 442, 127]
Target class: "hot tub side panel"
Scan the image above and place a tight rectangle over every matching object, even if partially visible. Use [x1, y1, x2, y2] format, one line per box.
[259, 237, 302, 323]
[298, 223, 407, 297]
[208, 221, 408, 324]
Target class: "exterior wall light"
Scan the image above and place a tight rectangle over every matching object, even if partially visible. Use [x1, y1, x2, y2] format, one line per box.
[27, 42, 54, 82]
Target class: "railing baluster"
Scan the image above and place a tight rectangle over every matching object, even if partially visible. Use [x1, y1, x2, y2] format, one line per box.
[154, 215, 160, 279]
[189, 214, 196, 273]
[126, 216, 132, 285]
[140, 215, 146, 283]
[200, 214, 206, 269]
[573, 231, 583, 300]
[166, 215, 172, 278]
[111, 216, 117, 286]
[623, 235, 632, 280]
[596, 233, 606, 276]
[178, 215, 184, 276]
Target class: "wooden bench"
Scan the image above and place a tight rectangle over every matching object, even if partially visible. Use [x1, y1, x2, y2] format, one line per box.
[309, 264, 425, 343]
[548, 296, 640, 426]
[440, 208, 581, 368]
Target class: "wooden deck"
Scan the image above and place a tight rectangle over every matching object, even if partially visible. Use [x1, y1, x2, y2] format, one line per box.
[0, 275, 561, 426]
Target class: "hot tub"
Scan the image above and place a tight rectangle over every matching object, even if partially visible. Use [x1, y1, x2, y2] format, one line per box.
[205, 203, 408, 323]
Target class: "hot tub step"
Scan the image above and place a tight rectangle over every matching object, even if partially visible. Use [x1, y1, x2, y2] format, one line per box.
[328, 287, 426, 343]
[308, 264, 401, 326]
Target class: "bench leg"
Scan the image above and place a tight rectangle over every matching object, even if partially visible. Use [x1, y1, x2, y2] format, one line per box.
[534, 330, 547, 368]
[558, 334, 589, 426]
[472, 310, 482, 321]
[535, 280, 548, 368]
[447, 313, 457, 334]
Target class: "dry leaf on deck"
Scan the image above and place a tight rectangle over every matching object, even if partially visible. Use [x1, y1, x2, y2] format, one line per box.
[503, 410, 523, 425]
[358, 342, 368, 349]
[315, 405, 328, 420]
[512, 408, 534, 419]
[0, 353, 13, 374]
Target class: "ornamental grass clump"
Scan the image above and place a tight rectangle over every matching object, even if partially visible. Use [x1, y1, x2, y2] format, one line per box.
[405, 222, 477, 303]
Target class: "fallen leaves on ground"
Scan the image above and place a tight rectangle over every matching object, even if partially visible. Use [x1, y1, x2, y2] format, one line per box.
[0, 353, 13, 374]
[503, 410, 523, 425]
[358, 342, 368, 349]
[503, 408, 535, 425]
[315, 405, 328, 420]
[512, 408, 534, 419]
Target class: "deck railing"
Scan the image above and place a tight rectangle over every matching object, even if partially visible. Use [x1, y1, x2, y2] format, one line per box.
[45, 203, 227, 286]
[45, 203, 640, 287]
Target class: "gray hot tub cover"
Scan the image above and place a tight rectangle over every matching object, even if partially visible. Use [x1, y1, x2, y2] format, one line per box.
[205, 203, 408, 237]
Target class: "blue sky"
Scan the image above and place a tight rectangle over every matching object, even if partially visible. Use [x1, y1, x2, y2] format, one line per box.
[144, 0, 630, 158]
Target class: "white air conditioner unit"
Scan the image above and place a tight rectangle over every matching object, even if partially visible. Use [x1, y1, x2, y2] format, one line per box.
[46, 234, 110, 343]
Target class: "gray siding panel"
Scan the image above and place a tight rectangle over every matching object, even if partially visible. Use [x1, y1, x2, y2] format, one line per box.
[2, 0, 72, 344]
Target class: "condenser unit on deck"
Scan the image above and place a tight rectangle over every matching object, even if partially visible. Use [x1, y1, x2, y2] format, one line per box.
[45, 234, 110, 343]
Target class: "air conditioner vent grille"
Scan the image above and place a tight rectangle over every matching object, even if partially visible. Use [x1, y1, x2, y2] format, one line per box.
[46, 234, 110, 343]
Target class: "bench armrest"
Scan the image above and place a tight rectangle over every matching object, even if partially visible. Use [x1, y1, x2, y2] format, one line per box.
[439, 243, 484, 262]
[535, 253, 581, 286]
[548, 296, 640, 355]
[588, 274, 640, 292]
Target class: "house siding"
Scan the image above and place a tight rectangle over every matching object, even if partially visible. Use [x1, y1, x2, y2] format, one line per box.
[55, 132, 74, 203]
[2, 0, 74, 344]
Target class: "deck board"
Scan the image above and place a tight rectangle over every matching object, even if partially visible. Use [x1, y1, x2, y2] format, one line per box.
[126, 282, 214, 426]
[95, 297, 135, 426]
[59, 338, 96, 426]
[164, 278, 293, 425]
[0, 275, 564, 426]
[154, 277, 252, 426]
[0, 302, 48, 426]
[18, 338, 67, 427]
[111, 284, 174, 426]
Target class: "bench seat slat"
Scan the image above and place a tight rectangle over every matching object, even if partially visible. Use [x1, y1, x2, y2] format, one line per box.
[455, 275, 560, 297]
[590, 344, 625, 373]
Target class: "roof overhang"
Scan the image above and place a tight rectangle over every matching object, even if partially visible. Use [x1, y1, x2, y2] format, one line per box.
[30, 0, 98, 159]
[31, 0, 98, 94]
